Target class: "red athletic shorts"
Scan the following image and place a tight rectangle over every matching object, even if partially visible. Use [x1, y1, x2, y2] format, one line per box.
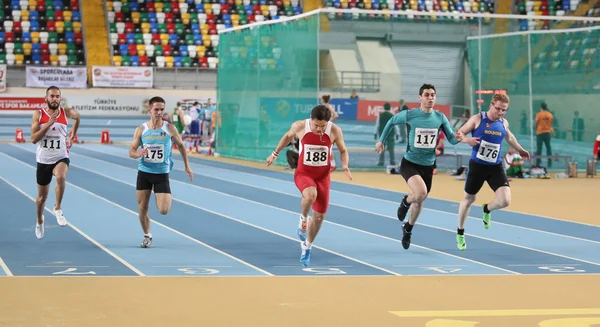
[294, 173, 331, 214]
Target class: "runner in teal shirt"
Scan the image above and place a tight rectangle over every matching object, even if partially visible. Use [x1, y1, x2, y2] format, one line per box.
[378, 106, 459, 166]
[375, 84, 464, 250]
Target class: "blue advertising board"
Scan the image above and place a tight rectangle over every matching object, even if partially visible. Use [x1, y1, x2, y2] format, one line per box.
[329, 98, 358, 120]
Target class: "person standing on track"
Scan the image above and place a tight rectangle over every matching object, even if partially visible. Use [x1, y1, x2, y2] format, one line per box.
[375, 84, 463, 250]
[266, 105, 352, 267]
[129, 96, 194, 248]
[321, 95, 339, 172]
[30, 86, 81, 239]
[454, 93, 530, 250]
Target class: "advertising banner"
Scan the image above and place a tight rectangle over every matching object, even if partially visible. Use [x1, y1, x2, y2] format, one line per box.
[91, 66, 154, 88]
[356, 100, 451, 121]
[0, 94, 218, 115]
[260, 97, 319, 121]
[0, 97, 46, 110]
[25, 66, 87, 89]
[0, 64, 6, 92]
[328, 98, 358, 120]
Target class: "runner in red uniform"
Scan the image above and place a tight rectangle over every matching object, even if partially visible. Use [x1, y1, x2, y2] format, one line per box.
[30, 86, 81, 239]
[266, 105, 352, 267]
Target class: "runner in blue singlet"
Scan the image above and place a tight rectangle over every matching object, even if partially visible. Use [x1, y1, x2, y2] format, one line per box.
[454, 93, 530, 250]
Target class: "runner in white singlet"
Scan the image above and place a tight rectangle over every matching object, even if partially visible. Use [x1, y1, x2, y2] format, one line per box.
[30, 86, 81, 239]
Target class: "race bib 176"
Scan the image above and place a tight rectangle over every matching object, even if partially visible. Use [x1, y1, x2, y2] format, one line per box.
[476, 140, 500, 163]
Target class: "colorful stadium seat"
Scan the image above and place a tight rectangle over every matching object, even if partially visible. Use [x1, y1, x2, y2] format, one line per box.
[105, 0, 302, 68]
[324, 0, 495, 22]
[514, 0, 595, 30]
[0, 0, 86, 66]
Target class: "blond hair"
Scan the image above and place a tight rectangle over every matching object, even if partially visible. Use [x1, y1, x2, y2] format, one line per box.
[492, 93, 510, 104]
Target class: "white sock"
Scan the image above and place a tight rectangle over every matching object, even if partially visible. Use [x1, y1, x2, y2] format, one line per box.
[305, 241, 313, 249]
[298, 214, 308, 228]
[144, 233, 152, 239]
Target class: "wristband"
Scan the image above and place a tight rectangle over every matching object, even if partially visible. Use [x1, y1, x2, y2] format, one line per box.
[272, 151, 279, 157]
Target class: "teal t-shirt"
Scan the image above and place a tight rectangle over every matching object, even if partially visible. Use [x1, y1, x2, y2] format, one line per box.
[379, 108, 459, 166]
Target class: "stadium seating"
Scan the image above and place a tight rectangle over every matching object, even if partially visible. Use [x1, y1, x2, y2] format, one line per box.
[324, 0, 495, 21]
[0, 0, 86, 66]
[532, 27, 599, 74]
[514, 0, 597, 30]
[105, 0, 303, 68]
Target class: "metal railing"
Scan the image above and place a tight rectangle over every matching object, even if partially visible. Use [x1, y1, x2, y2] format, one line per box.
[319, 70, 380, 93]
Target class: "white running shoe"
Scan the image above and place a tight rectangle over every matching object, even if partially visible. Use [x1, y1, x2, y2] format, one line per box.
[54, 208, 67, 227]
[36, 215, 45, 239]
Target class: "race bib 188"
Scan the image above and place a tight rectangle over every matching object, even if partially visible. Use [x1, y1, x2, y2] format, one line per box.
[144, 144, 165, 163]
[476, 140, 500, 163]
[413, 128, 438, 149]
[303, 145, 329, 167]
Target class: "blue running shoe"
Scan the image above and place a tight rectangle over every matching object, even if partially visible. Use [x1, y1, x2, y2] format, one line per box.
[300, 242, 311, 267]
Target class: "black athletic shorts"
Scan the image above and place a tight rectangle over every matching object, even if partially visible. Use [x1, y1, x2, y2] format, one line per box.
[464, 159, 510, 195]
[136, 170, 171, 194]
[399, 157, 434, 193]
[36, 158, 70, 186]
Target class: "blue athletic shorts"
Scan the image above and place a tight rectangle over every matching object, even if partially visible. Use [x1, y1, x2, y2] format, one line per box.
[190, 120, 200, 135]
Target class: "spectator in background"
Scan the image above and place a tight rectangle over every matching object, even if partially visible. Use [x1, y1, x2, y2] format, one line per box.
[535, 102, 554, 168]
[398, 99, 409, 143]
[350, 89, 359, 99]
[210, 108, 222, 150]
[520, 110, 529, 135]
[374, 102, 398, 166]
[201, 99, 216, 145]
[504, 147, 525, 178]
[189, 101, 201, 149]
[594, 133, 600, 160]
[286, 136, 300, 170]
[572, 111, 585, 142]
[162, 112, 170, 123]
[171, 102, 185, 136]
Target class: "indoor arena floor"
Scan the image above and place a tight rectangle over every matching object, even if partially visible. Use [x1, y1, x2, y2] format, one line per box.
[0, 142, 598, 327]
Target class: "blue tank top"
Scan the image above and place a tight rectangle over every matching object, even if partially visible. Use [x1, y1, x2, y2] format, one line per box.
[470, 112, 506, 165]
[138, 121, 174, 174]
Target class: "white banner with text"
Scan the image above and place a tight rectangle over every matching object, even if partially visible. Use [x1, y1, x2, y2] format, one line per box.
[91, 66, 154, 88]
[25, 66, 88, 88]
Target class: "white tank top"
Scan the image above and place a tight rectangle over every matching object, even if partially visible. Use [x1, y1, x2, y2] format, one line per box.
[36, 107, 70, 164]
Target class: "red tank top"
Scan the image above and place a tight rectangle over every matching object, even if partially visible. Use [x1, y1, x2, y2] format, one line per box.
[295, 119, 333, 179]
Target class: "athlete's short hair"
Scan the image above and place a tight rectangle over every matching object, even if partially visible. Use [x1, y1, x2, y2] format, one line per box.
[149, 96, 166, 107]
[321, 95, 331, 104]
[419, 84, 436, 95]
[311, 105, 332, 121]
[492, 93, 510, 104]
[46, 86, 60, 96]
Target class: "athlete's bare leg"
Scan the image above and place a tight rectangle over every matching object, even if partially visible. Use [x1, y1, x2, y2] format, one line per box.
[154, 193, 172, 215]
[35, 184, 49, 224]
[136, 190, 152, 234]
[52, 162, 68, 211]
[301, 187, 317, 218]
[486, 186, 511, 211]
[306, 210, 324, 245]
[406, 175, 429, 226]
[457, 192, 477, 230]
